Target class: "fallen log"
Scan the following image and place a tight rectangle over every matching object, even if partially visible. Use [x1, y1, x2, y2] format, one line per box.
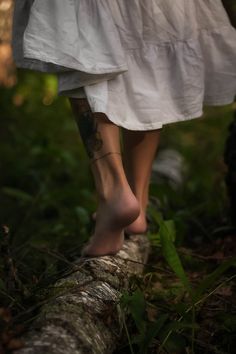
[15, 234, 150, 354]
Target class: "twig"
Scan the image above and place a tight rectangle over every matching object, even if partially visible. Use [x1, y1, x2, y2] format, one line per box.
[0, 225, 27, 296]
[158, 274, 236, 353]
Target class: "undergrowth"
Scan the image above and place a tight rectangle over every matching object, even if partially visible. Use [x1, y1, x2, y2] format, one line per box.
[116, 209, 235, 354]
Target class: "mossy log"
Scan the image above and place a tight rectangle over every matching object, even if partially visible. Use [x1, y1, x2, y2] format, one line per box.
[15, 235, 150, 354]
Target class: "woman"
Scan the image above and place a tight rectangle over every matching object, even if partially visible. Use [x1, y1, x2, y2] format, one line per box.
[12, 0, 236, 256]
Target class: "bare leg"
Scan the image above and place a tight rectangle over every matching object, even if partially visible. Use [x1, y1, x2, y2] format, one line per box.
[69, 98, 140, 256]
[122, 129, 161, 234]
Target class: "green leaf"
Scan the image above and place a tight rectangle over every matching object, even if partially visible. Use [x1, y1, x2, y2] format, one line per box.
[171, 302, 189, 316]
[59, 150, 77, 167]
[193, 257, 236, 303]
[221, 314, 236, 332]
[164, 320, 199, 332]
[140, 314, 169, 353]
[161, 332, 187, 353]
[1, 187, 33, 202]
[122, 290, 146, 334]
[147, 207, 163, 225]
[162, 220, 176, 242]
[147, 232, 161, 247]
[0, 278, 6, 290]
[75, 206, 90, 225]
[159, 219, 192, 295]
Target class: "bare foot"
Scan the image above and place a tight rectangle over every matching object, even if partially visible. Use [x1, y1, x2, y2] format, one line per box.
[124, 187, 150, 235]
[82, 187, 140, 256]
[91, 205, 148, 236]
[124, 207, 148, 235]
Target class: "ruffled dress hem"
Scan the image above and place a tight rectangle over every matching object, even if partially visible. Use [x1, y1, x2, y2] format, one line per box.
[12, 0, 236, 131]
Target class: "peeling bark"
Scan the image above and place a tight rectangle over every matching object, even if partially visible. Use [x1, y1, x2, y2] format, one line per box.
[15, 235, 150, 354]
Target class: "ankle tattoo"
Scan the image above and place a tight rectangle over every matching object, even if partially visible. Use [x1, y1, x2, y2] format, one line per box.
[90, 152, 122, 164]
[75, 109, 103, 158]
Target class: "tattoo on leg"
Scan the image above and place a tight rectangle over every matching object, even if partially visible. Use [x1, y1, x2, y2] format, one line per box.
[76, 109, 103, 158]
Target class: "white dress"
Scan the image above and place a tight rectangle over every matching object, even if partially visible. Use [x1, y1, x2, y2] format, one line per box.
[12, 0, 236, 130]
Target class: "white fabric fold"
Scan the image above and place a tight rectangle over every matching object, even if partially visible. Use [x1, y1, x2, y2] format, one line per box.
[12, 0, 236, 130]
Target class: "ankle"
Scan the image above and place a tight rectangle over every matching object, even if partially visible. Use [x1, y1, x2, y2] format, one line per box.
[91, 154, 127, 200]
[98, 178, 129, 202]
[97, 187, 140, 228]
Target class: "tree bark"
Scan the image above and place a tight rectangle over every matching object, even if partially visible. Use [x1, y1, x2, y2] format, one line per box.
[15, 235, 150, 354]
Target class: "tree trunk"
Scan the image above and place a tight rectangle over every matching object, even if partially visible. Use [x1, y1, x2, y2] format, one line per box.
[15, 235, 150, 354]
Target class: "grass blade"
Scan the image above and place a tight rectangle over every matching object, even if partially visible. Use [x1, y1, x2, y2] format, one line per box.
[159, 219, 192, 295]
